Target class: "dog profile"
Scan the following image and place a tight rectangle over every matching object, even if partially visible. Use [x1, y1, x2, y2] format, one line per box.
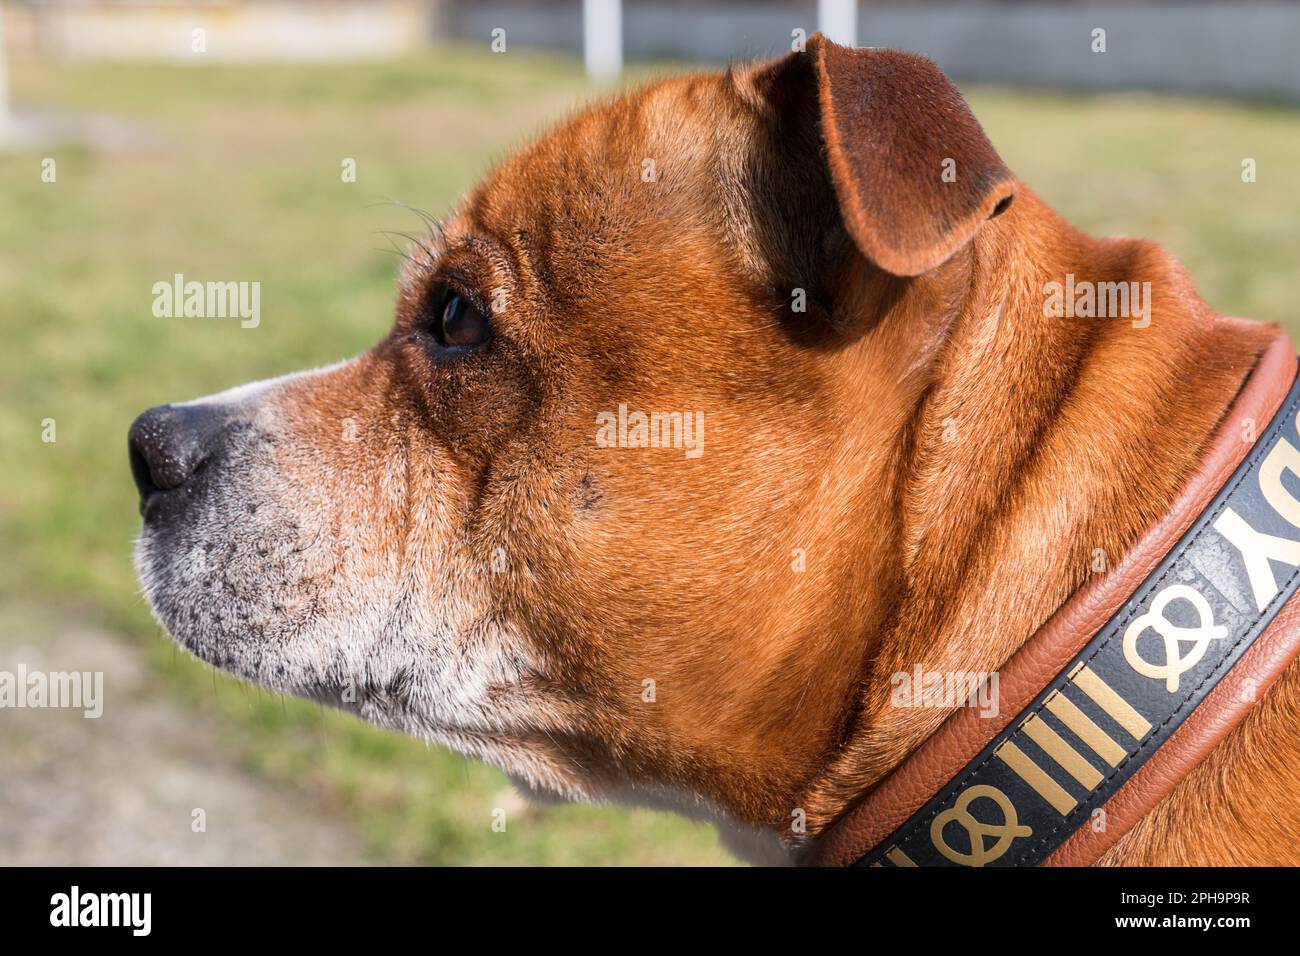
[129, 35, 1300, 865]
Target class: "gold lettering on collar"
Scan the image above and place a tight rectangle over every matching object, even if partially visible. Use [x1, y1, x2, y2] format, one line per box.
[1214, 433, 1300, 613]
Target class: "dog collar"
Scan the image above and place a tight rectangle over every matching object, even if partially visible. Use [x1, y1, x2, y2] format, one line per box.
[814, 326, 1300, 866]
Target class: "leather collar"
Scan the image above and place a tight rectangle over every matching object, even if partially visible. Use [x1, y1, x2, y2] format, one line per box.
[813, 323, 1300, 866]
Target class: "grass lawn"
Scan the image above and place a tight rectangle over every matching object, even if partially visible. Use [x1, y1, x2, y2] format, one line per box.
[3, 44, 1299, 865]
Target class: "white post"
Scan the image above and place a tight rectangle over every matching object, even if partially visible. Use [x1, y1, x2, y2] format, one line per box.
[0, 1, 11, 132]
[818, 0, 857, 47]
[583, 0, 622, 82]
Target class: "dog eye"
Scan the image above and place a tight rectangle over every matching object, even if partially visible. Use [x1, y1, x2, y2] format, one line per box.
[434, 290, 491, 350]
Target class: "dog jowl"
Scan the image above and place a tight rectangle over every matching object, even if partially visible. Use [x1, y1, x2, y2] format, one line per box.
[130, 35, 1286, 864]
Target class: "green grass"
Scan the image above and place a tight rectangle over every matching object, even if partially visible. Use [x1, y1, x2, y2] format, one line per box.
[968, 86, 1300, 319]
[3, 45, 1300, 865]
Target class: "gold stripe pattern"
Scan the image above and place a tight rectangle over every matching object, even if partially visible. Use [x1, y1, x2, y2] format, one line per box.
[1070, 664, 1153, 740]
[994, 740, 1077, 814]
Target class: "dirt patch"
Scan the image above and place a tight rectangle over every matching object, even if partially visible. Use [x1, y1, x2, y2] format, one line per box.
[0, 604, 367, 865]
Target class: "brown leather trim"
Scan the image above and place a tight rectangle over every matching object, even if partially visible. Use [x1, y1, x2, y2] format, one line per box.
[810, 321, 1297, 867]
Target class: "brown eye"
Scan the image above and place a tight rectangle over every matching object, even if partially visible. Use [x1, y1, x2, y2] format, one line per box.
[437, 290, 491, 350]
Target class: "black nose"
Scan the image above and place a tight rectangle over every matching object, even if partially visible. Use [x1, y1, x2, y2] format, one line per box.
[128, 403, 228, 511]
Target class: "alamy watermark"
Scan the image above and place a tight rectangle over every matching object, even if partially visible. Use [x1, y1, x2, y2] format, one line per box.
[890, 665, 1000, 718]
[152, 273, 260, 328]
[1043, 273, 1151, 328]
[0, 665, 103, 718]
[50, 886, 150, 936]
[595, 403, 705, 459]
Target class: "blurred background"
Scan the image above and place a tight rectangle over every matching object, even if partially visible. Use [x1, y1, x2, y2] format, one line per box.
[1, 0, 1298, 866]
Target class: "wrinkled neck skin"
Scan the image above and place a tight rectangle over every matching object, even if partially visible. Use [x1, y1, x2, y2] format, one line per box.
[745, 189, 1272, 864]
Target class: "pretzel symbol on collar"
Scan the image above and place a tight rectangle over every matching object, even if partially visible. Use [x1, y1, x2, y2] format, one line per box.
[1123, 584, 1229, 693]
[930, 785, 1033, 867]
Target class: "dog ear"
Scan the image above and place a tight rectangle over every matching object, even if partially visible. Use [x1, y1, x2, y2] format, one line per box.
[812, 34, 1017, 276]
[750, 35, 1017, 278]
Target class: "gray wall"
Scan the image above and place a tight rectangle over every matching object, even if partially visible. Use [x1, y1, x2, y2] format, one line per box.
[446, 2, 1300, 100]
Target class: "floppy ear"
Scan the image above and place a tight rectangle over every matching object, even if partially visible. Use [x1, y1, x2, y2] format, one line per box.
[789, 35, 1017, 277]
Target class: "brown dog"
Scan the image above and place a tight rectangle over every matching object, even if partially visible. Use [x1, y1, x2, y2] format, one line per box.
[128, 35, 1300, 864]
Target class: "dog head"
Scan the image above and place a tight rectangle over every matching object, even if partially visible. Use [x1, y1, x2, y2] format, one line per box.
[130, 36, 1015, 857]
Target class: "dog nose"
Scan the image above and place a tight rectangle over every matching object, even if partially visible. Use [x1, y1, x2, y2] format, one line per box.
[128, 403, 227, 508]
